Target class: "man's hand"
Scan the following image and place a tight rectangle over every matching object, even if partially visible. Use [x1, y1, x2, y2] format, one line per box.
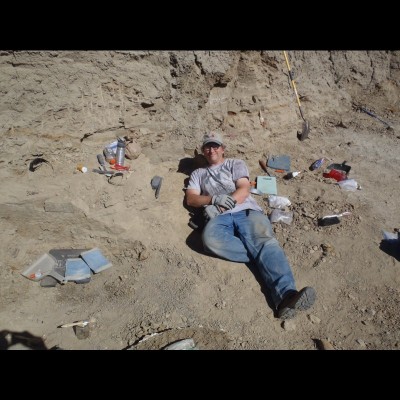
[203, 205, 221, 221]
[211, 194, 237, 210]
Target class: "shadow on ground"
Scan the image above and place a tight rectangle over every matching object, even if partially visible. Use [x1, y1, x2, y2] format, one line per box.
[380, 239, 400, 262]
[0, 330, 48, 350]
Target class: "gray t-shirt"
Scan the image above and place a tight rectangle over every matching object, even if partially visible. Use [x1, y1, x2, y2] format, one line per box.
[187, 158, 262, 214]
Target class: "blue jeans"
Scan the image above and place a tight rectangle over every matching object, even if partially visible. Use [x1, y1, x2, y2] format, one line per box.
[202, 209, 296, 308]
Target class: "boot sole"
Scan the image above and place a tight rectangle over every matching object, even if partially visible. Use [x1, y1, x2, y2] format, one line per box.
[278, 287, 316, 320]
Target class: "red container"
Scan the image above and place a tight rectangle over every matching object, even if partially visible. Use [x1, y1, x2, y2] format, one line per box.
[323, 169, 347, 182]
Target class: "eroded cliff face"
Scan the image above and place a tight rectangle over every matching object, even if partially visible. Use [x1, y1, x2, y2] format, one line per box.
[1, 50, 398, 158]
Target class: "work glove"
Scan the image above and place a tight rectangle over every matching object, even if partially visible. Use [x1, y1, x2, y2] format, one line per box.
[203, 205, 221, 222]
[211, 194, 236, 210]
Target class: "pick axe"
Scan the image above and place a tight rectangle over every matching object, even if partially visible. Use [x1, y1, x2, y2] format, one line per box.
[283, 51, 310, 141]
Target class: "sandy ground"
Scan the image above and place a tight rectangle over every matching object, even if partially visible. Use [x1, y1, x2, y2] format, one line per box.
[0, 50, 399, 350]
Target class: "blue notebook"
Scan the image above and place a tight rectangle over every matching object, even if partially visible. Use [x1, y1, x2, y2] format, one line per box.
[80, 248, 112, 273]
[267, 155, 291, 172]
[65, 258, 92, 281]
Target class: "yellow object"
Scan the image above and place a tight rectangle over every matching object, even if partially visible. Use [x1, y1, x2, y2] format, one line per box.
[77, 164, 88, 173]
[283, 51, 305, 121]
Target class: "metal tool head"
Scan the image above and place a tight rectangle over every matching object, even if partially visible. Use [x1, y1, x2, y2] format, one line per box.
[298, 120, 310, 141]
[151, 176, 162, 189]
[97, 154, 106, 166]
[151, 176, 163, 199]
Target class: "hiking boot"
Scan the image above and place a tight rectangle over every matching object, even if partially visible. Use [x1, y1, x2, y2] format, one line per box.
[277, 286, 316, 320]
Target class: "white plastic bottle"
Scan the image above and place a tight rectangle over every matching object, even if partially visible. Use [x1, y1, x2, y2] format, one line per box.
[77, 164, 88, 173]
[284, 171, 301, 179]
[115, 138, 126, 166]
[103, 147, 115, 165]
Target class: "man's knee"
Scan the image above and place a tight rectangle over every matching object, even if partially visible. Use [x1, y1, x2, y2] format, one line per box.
[202, 224, 225, 254]
[202, 231, 215, 252]
[248, 211, 274, 237]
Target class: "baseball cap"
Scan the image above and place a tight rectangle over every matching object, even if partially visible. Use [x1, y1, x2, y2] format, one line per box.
[202, 131, 224, 147]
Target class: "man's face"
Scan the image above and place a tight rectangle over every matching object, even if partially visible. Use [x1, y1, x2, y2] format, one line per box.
[202, 142, 224, 164]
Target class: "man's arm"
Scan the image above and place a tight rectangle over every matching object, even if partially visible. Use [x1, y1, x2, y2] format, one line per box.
[186, 189, 212, 208]
[231, 177, 250, 204]
[186, 177, 250, 210]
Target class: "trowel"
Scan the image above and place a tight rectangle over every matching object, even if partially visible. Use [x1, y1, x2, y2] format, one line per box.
[93, 154, 115, 176]
[151, 176, 163, 199]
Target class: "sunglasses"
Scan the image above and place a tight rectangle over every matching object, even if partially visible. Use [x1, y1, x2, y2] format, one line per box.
[203, 143, 221, 150]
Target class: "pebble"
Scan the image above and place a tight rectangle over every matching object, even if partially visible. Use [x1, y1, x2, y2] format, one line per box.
[356, 339, 366, 347]
[281, 320, 296, 331]
[215, 301, 227, 309]
[308, 314, 321, 324]
[104, 199, 117, 208]
[315, 338, 335, 350]
[138, 250, 149, 261]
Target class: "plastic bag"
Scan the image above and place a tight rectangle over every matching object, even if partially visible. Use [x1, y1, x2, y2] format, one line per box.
[269, 209, 293, 225]
[268, 195, 291, 209]
[382, 231, 399, 240]
[164, 338, 197, 350]
[337, 179, 360, 191]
